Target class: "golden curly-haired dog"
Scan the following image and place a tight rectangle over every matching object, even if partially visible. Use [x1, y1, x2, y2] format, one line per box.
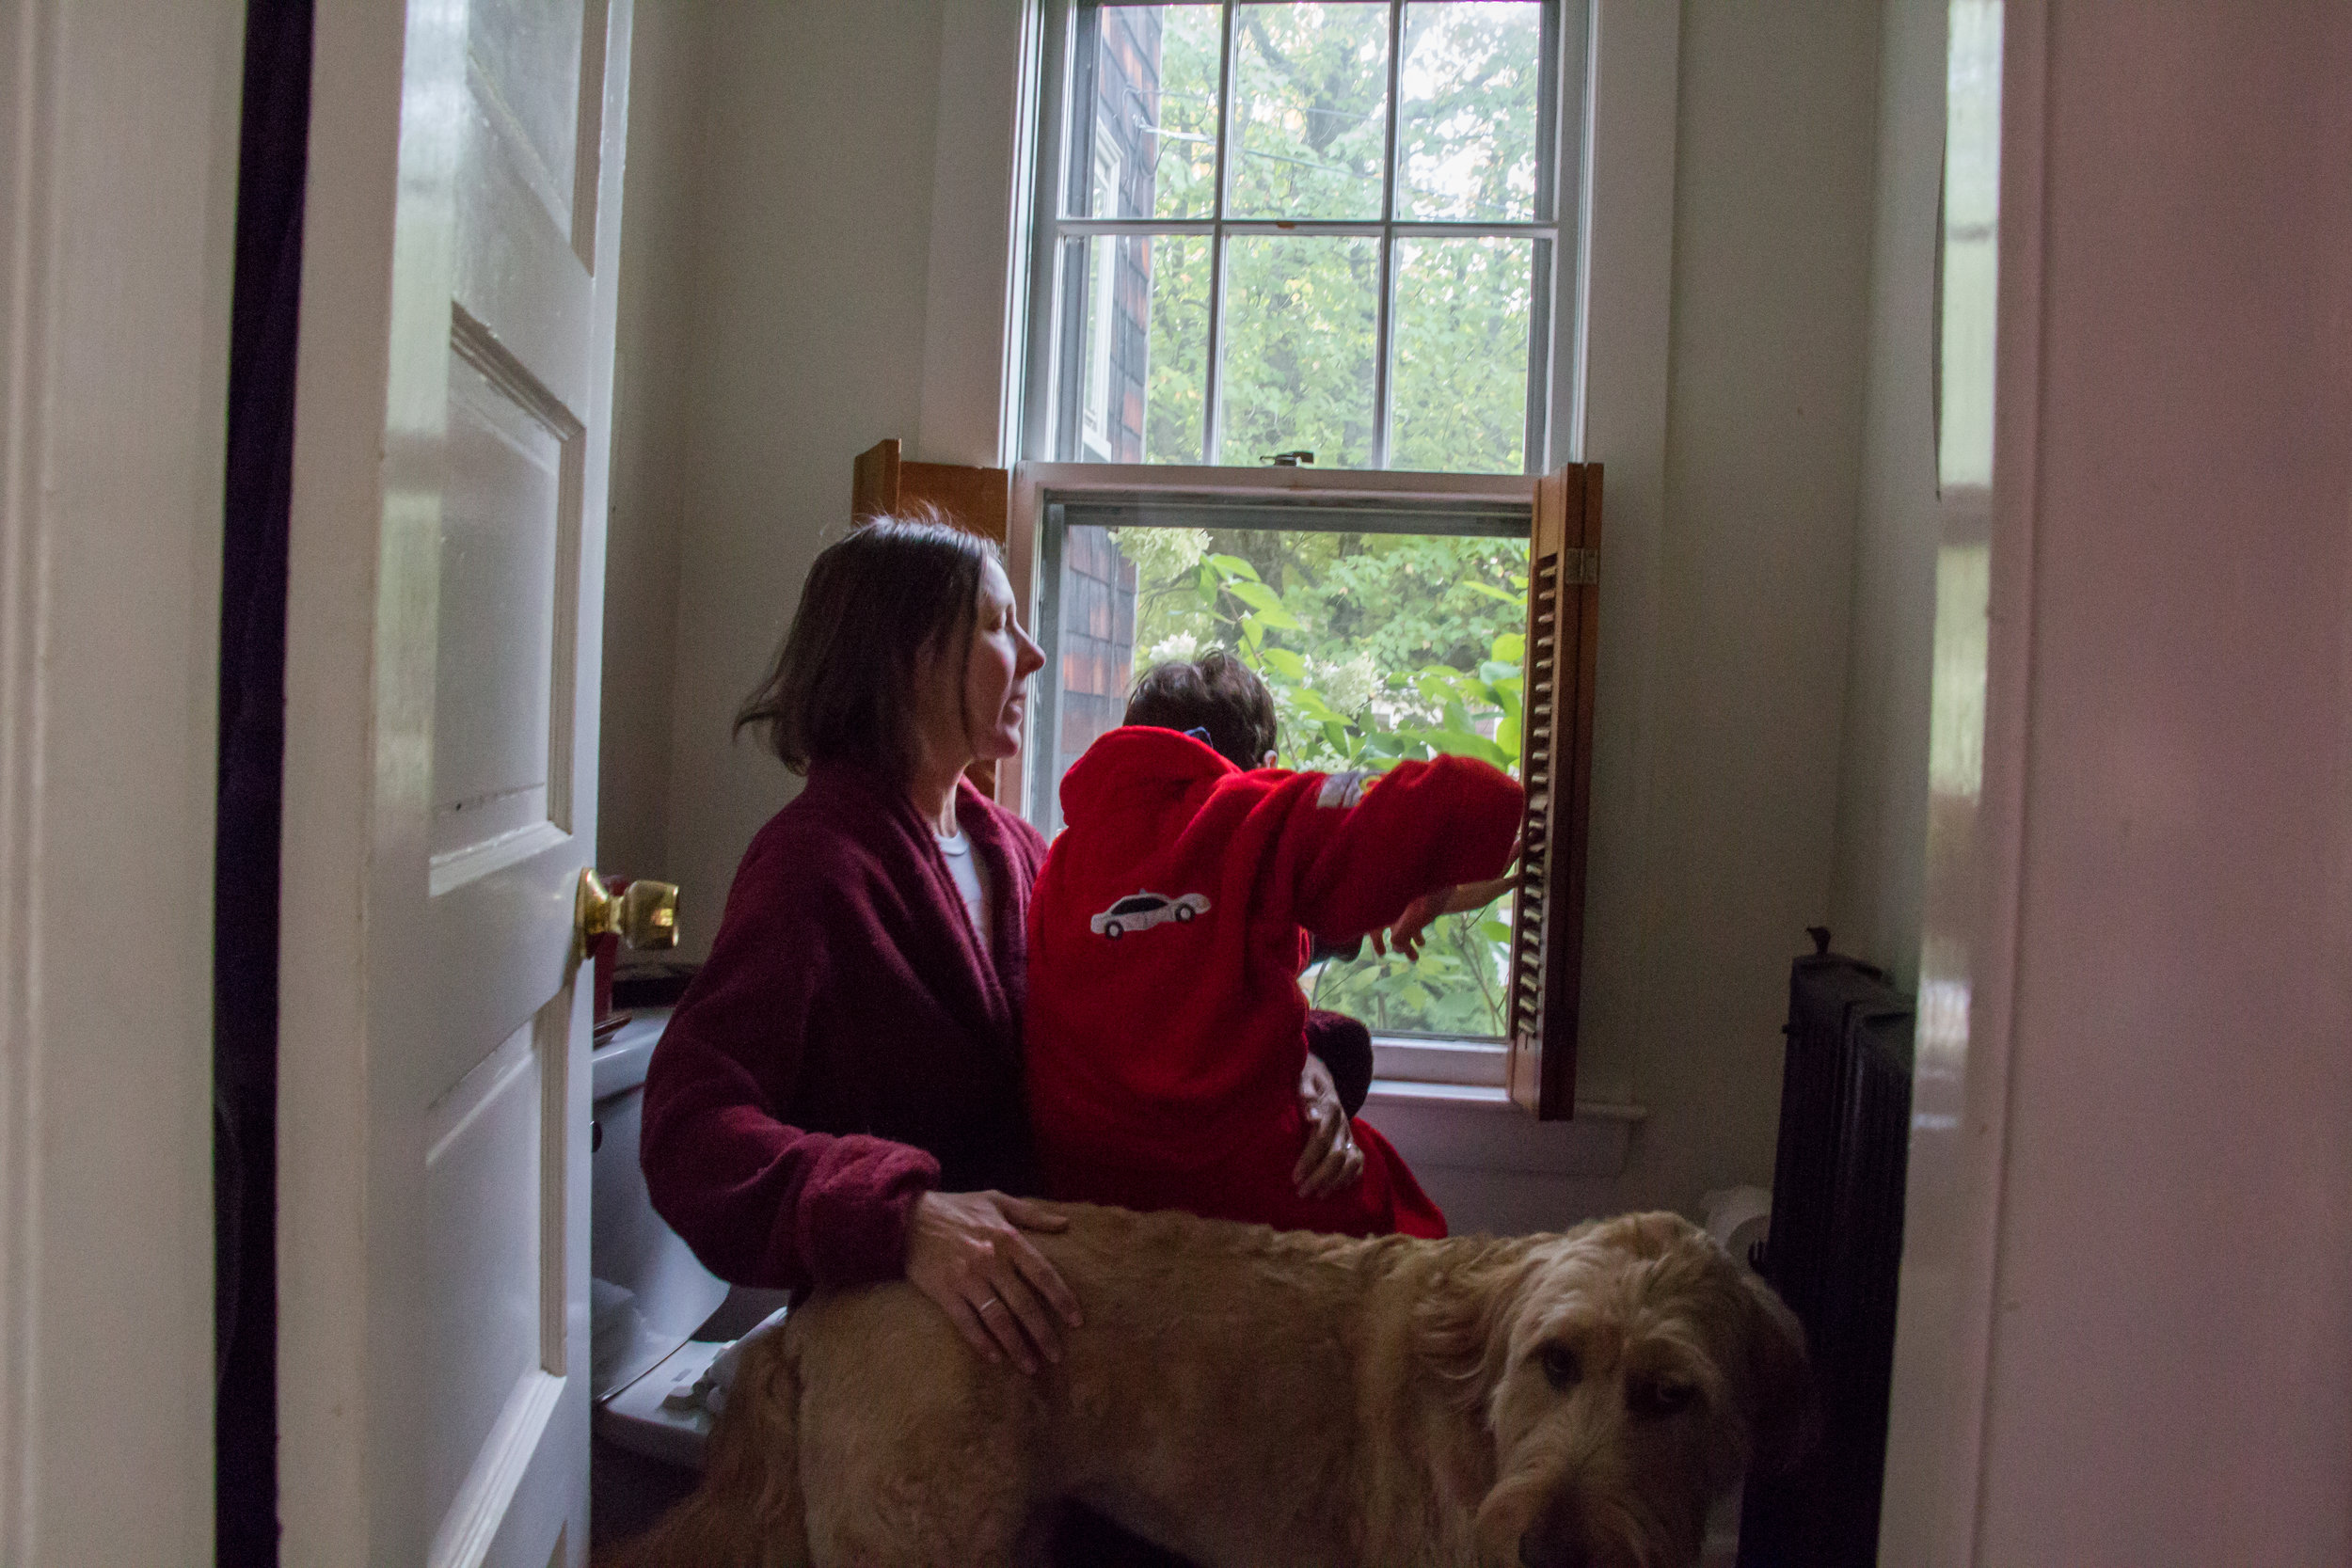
[609, 1206, 1812, 1568]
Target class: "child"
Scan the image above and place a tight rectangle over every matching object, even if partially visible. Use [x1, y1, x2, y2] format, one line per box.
[1025, 651, 1523, 1239]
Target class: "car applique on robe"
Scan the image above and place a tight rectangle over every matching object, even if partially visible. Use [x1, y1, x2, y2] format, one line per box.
[1089, 890, 1210, 939]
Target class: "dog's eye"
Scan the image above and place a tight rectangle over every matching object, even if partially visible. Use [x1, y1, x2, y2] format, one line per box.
[1629, 1379, 1695, 1418]
[1536, 1344, 1581, 1390]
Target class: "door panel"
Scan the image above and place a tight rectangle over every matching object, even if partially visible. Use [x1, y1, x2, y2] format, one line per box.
[279, 0, 629, 1560]
[454, 0, 600, 412]
[425, 1017, 551, 1547]
[432, 340, 577, 875]
[468, 0, 588, 232]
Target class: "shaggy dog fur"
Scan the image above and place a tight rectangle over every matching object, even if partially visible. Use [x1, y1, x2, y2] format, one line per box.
[606, 1207, 1812, 1568]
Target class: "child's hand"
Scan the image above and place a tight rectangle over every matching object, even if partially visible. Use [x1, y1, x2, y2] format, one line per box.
[1374, 889, 1453, 962]
[1294, 1055, 1365, 1198]
[1375, 854, 1524, 962]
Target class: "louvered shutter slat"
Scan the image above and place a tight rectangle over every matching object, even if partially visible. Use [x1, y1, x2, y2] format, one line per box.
[1505, 466, 1602, 1118]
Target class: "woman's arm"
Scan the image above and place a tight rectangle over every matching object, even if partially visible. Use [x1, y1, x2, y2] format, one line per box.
[640, 827, 1078, 1367]
[640, 914, 938, 1293]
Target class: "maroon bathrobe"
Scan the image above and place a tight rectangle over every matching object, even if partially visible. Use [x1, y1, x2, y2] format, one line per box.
[639, 761, 1048, 1293]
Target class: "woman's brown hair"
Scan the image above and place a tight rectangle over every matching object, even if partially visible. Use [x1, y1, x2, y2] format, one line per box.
[735, 515, 997, 782]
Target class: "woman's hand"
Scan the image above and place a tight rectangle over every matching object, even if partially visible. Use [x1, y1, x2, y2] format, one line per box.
[1293, 1054, 1365, 1199]
[904, 1190, 1083, 1374]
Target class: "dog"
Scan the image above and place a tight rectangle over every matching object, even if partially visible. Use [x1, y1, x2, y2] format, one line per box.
[608, 1206, 1813, 1568]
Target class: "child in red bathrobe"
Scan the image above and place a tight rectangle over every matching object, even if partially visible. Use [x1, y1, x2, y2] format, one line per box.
[1025, 651, 1524, 1239]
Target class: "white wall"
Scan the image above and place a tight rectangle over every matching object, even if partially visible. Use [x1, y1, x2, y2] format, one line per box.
[597, 0, 708, 882]
[0, 0, 244, 1558]
[1829, 0, 1944, 992]
[605, 0, 1911, 1235]
[1596, 0, 1883, 1218]
[658, 0, 961, 930]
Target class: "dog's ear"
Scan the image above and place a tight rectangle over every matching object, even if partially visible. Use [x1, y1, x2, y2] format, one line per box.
[1413, 1238, 1543, 1416]
[1732, 1268, 1818, 1475]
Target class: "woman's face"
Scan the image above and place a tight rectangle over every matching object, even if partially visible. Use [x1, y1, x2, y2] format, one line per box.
[920, 559, 1043, 771]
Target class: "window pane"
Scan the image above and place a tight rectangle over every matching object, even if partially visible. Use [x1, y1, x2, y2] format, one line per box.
[1064, 521, 1531, 1037]
[1387, 235, 1534, 473]
[1068, 232, 1211, 462]
[1226, 2, 1391, 220]
[1039, 523, 1140, 833]
[1397, 2, 1545, 222]
[1070, 4, 1224, 220]
[1217, 234, 1379, 466]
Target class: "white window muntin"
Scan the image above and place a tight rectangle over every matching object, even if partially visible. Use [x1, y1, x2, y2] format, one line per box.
[1022, 0, 1590, 474]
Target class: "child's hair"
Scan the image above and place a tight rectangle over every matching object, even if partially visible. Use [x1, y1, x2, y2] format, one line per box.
[1124, 650, 1279, 770]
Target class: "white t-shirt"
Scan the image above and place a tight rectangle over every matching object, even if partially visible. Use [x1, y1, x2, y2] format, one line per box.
[935, 826, 993, 950]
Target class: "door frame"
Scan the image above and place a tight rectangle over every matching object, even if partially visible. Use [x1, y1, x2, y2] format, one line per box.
[0, 0, 246, 1560]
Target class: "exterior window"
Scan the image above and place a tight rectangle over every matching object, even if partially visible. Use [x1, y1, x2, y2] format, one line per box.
[1032, 0, 1579, 473]
[1021, 2, 1593, 1071]
[1028, 498, 1530, 1043]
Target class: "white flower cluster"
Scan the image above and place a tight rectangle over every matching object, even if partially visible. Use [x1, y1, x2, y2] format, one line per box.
[1107, 526, 1210, 589]
[1142, 629, 1203, 668]
[1303, 651, 1380, 716]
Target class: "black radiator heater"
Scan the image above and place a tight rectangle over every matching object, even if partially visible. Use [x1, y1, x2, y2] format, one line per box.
[1736, 934, 1915, 1568]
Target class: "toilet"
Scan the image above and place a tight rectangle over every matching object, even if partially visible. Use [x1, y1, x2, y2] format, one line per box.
[590, 1008, 785, 1471]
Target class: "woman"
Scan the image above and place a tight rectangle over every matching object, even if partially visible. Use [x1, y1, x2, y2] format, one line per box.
[639, 517, 1354, 1561]
[641, 515, 1082, 1370]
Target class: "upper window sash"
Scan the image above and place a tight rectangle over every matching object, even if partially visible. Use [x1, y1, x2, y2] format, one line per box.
[1019, 0, 1589, 475]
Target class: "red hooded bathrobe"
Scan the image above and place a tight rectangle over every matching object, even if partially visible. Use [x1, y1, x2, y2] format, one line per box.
[1026, 726, 1523, 1239]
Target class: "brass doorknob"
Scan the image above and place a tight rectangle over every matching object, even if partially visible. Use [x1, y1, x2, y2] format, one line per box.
[576, 869, 680, 959]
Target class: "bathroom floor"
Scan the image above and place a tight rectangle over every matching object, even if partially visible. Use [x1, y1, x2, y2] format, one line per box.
[591, 1433, 698, 1553]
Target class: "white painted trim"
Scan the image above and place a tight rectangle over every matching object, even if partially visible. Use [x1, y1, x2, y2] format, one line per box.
[0, 0, 243, 1559]
[1878, 5, 2040, 1563]
[917, 0, 1039, 469]
[276, 0, 411, 1546]
[1373, 1036, 1509, 1088]
[1360, 1082, 1641, 1177]
[1016, 461, 1538, 505]
[1567, 0, 1678, 1123]
[1576, 0, 1679, 478]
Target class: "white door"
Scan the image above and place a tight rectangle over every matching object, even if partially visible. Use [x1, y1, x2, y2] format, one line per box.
[278, 2, 631, 1563]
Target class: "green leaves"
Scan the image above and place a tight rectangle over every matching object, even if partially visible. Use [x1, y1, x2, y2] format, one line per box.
[1225, 578, 1303, 629]
[1464, 579, 1524, 607]
[1257, 645, 1309, 681]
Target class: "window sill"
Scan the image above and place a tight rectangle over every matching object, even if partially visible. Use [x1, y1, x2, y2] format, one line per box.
[1360, 1078, 1646, 1179]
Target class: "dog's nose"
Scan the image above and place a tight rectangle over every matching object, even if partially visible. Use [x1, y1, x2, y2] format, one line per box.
[1518, 1495, 1591, 1568]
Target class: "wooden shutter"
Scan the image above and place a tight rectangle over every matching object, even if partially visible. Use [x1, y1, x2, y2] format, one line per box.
[852, 436, 1009, 544]
[1506, 464, 1601, 1119]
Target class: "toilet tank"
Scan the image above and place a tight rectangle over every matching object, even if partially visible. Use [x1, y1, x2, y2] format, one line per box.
[590, 1009, 729, 1402]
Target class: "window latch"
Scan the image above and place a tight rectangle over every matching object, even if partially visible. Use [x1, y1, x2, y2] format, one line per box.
[1260, 450, 1315, 467]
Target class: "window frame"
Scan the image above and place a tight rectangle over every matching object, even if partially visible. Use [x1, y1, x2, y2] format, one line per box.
[995, 0, 1666, 1116]
[1018, 0, 1592, 474]
[1005, 460, 1542, 1089]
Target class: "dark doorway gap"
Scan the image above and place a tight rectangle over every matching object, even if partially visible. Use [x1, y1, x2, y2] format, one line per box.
[215, 0, 312, 1560]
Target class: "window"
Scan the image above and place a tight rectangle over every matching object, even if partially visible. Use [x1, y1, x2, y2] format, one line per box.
[1013, 2, 1597, 1103]
[1025, 0, 1582, 473]
[1026, 492, 1531, 1041]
